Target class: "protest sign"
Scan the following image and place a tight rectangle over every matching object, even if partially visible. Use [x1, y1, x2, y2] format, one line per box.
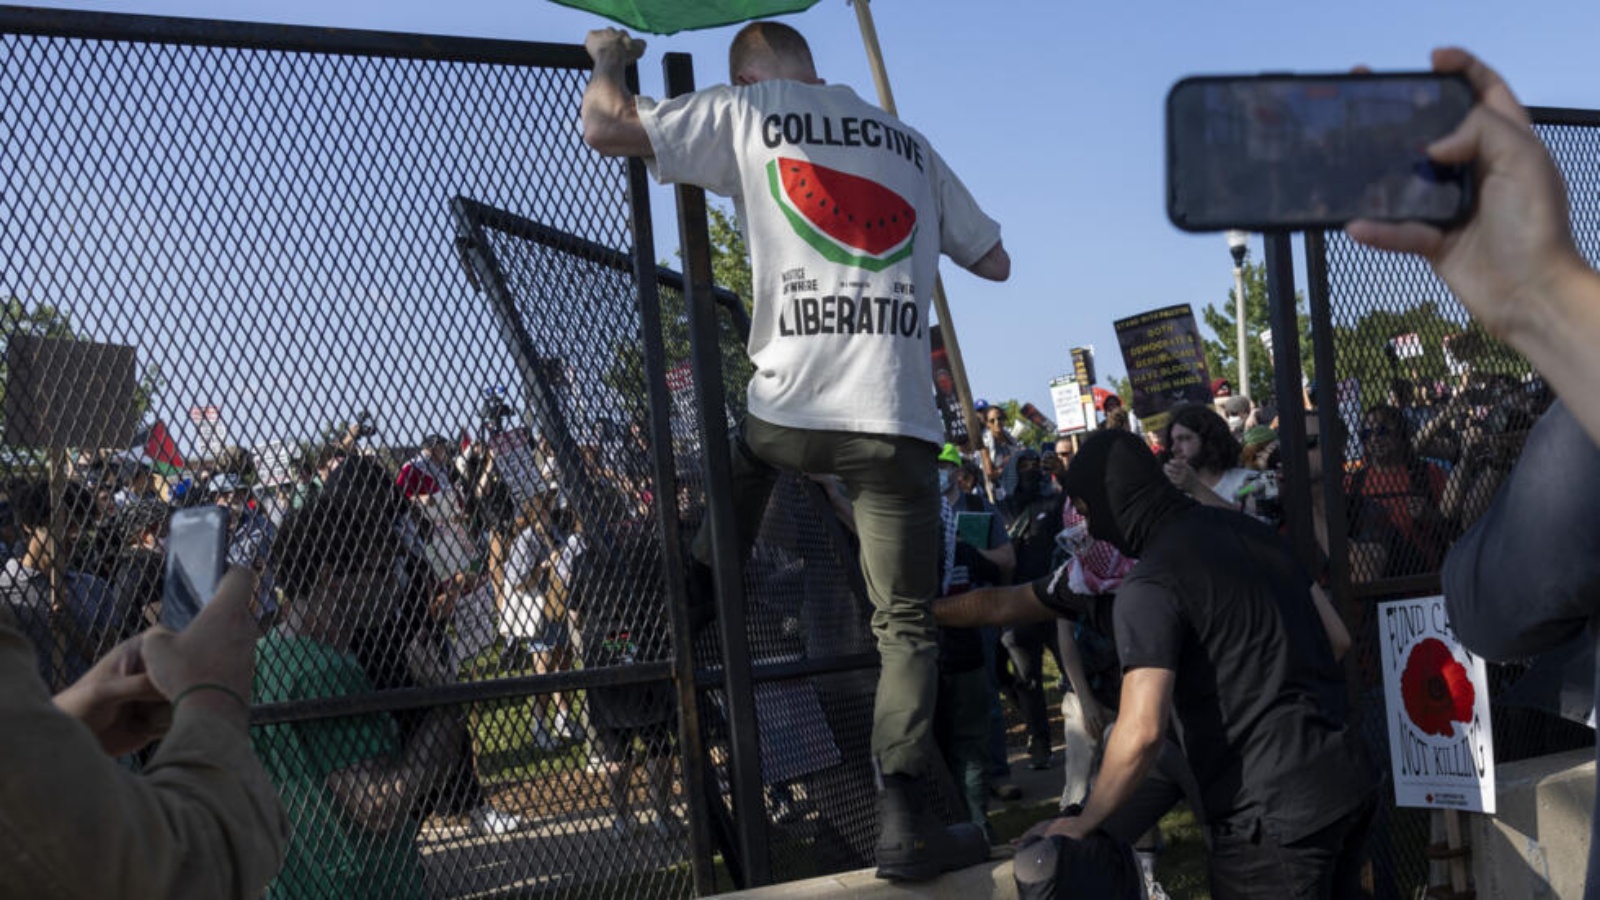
[1113, 304, 1212, 435]
[1379, 595, 1496, 814]
[253, 441, 296, 487]
[449, 582, 500, 674]
[931, 325, 970, 447]
[1050, 376, 1088, 434]
[189, 405, 229, 460]
[1390, 332, 1424, 360]
[1071, 346, 1096, 388]
[5, 335, 137, 449]
[489, 426, 549, 509]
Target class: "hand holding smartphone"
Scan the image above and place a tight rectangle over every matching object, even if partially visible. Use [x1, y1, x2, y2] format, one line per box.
[160, 506, 230, 631]
[1167, 72, 1476, 232]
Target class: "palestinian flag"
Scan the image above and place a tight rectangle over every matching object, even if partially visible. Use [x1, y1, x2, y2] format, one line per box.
[131, 420, 185, 476]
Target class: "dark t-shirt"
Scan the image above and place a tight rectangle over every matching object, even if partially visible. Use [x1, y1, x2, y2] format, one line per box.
[566, 522, 675, 730]
[1113, 505, 1367, 841]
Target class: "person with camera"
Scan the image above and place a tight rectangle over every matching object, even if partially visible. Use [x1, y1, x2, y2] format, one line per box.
[978, 401, 1023, 508]
[5, 563, 290, 898]
[1349, 46, 1600, 894]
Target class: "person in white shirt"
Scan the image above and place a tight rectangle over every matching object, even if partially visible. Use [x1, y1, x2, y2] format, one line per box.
[581, 20, 1008, 881]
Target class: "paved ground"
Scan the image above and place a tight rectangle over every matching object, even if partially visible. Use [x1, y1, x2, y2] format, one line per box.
[414, 732, 1076, 899]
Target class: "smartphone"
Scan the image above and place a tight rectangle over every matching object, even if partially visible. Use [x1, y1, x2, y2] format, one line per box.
[161, 506, 229, 630]
[1167, 72, 1476, 232]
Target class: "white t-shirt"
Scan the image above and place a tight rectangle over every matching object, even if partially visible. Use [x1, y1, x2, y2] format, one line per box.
[638, 81, 1002, 444]
[1211, 467, 1261, 508]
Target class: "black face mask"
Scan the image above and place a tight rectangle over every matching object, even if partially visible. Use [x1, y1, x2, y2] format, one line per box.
[1061, 431, 1195, 557]
[1014, 468, 1043, 499]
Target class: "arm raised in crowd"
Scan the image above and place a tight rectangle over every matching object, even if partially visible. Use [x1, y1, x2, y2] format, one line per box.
[1349, 47, 1600, 447]
[1, 566, 289, 900]
[580, 28, 652, 158]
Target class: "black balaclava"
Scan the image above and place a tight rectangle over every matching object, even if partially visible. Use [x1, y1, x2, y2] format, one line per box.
[1060, 430, 1196, 557]
[1012, 449, 1043, 502]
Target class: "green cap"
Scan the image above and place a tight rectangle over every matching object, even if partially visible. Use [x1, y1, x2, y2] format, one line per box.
[938, 443, 963, 466]
[1242, 425, 1277, 447]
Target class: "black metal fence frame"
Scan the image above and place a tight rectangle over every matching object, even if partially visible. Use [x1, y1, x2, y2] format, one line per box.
[1283, 104, 1600, 895]
[0, 6, 902, 893]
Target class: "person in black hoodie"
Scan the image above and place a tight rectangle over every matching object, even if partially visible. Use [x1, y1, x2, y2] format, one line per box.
[944, 430, 1373, 899]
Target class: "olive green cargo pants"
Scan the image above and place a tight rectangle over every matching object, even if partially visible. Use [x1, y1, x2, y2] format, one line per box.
[692, 415, 940, 778]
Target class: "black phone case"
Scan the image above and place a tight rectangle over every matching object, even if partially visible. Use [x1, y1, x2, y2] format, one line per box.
[1165, 71, 1477, 233]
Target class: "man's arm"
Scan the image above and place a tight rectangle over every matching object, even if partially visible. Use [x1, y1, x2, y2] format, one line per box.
[965, 240, 1011, 281]
[1057, 624, 1108, 741]
[580, 28, 652, 158]
[1029, 667, 1174, 840]
[325, 708, 461, 833]
[933, 582, 1055, 628]
[1309, 583, 1351, 662]
[3, 569, 289, 900]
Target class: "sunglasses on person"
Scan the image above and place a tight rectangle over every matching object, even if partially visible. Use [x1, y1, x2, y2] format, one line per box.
[1359, 424, 1396, 441]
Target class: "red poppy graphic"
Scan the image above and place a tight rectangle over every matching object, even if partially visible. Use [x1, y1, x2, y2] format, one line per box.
[1400, 638, 1475, 738]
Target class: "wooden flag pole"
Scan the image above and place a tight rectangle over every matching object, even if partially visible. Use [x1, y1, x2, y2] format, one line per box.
[851, 0, 985, 448]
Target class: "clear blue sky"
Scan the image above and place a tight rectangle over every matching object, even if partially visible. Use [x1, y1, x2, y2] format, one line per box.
[24, 0, 1600, 424]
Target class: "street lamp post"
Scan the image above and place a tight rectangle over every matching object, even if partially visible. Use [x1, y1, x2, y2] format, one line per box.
[1226, 230, 1251, 400]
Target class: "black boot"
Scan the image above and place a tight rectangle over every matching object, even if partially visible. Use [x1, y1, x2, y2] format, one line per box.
[874, 772, 991, 881]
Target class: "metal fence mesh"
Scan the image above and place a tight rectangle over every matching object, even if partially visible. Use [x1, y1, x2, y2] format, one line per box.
[1315, 109, 1600, 897]
[0, 12, 898, 895]
[0, 17, 707, 898]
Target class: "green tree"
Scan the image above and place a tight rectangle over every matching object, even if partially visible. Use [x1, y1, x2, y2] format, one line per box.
[1199, 259, 1314, 404]
[704, 203, 752, 313]
[603, 201, 753, 412]
[1108, 373, 1133, 409]
[995, 398, 1051, 449]
[1330, 301, 1528, 413]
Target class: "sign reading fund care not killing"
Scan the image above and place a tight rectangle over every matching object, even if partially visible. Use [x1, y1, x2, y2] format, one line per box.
[1379, 595, 1496, 814]
[1113, 304, 1211, 435]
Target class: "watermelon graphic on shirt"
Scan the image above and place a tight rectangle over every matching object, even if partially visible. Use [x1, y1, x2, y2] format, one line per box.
[767, 157, 917, 272]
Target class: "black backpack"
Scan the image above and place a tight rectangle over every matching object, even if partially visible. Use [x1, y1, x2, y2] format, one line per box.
[1014, 826, 1144, 900]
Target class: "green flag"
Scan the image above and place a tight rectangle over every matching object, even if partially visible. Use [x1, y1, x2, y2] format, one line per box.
[552, 0, 822, 35]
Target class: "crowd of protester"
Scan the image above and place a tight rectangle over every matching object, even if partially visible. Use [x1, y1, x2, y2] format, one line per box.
[0, 403, 685, 895]
[5, 22, 1597, 900]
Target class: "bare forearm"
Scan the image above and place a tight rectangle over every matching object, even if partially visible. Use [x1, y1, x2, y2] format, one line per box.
[1072, 712, 1162, 834]
[1509, 266, 1600, 447]
[1190, 482, 1235, 510]
[1309, 583, 1351, 662]
[580, 56, 649, 157]
[933, 583, 1053, 628]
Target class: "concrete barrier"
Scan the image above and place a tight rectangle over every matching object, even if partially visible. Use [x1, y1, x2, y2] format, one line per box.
[708, 853, 1017, 900]
[1469, 747, 1594, 899]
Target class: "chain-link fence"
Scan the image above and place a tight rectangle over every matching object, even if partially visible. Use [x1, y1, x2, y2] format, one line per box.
[0, 8, 898, 897]
[1309, 106, 1600, 897]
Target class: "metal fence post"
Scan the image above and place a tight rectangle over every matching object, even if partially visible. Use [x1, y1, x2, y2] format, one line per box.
[661, 50, 773, 889]
[619, 61, 718, 895]
[1264, 232, 1318, 574]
